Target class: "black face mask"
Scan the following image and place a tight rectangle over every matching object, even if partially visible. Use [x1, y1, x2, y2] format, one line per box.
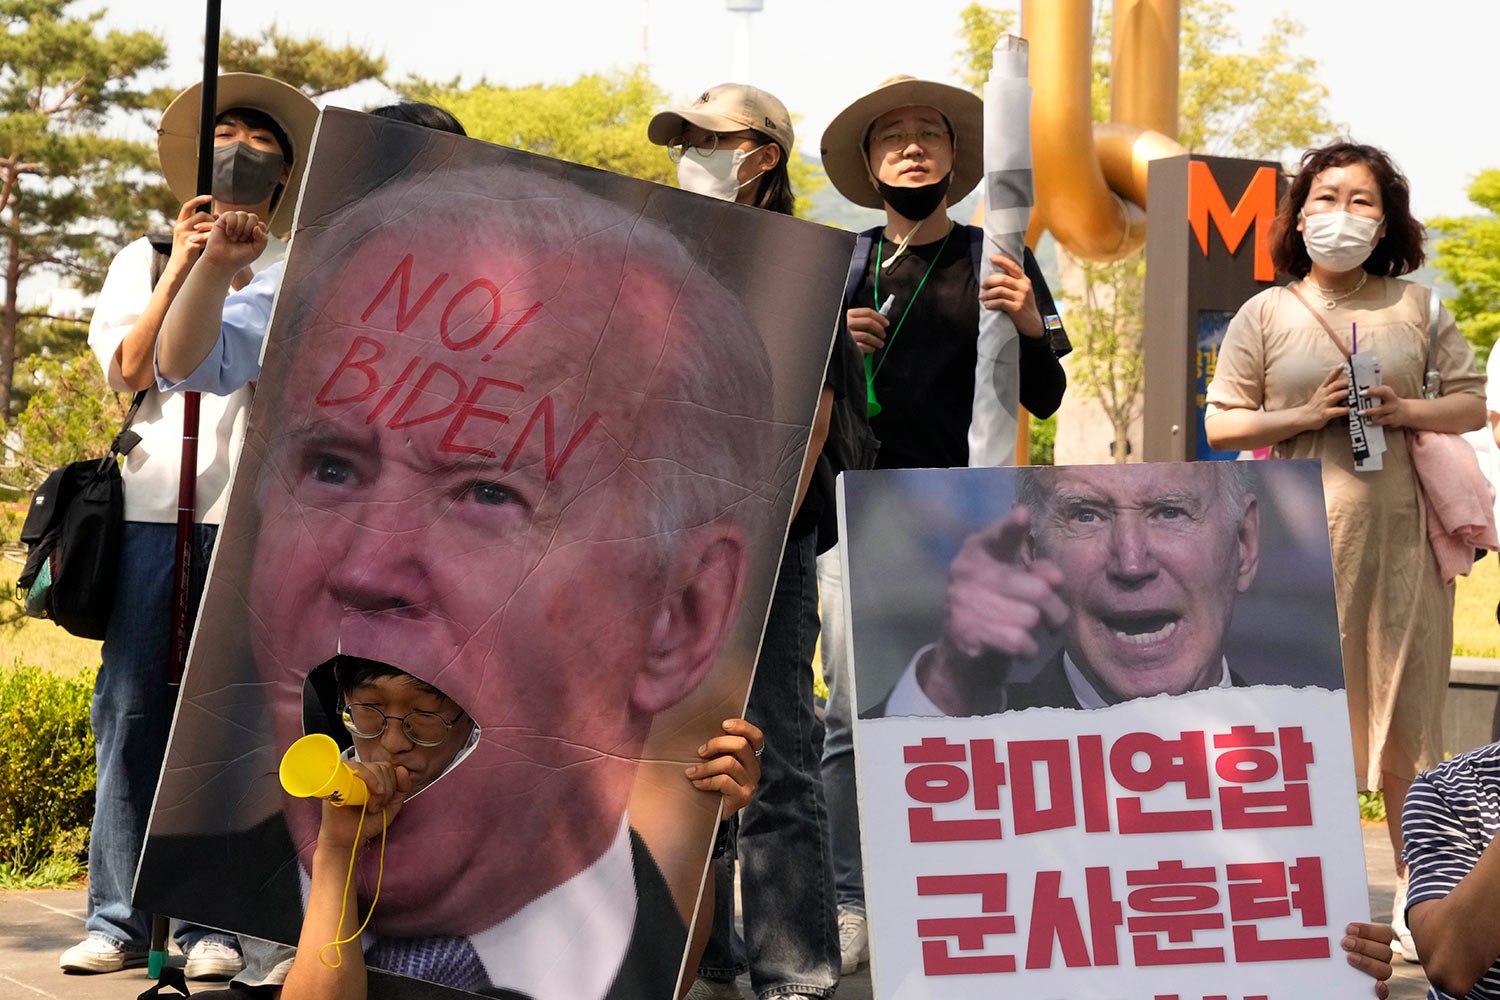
[877, 172, 952, 222]
[212, 142, 286, 206]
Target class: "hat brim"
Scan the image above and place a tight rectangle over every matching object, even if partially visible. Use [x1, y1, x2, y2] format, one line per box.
[158, 73, 319, 237]
[819, 79, 984, 210]
[647, 109, 790, 153]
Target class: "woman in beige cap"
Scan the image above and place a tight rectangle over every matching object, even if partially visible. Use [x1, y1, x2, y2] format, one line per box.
[650, 84, 863, 1000]
[648, 82, 796, 215]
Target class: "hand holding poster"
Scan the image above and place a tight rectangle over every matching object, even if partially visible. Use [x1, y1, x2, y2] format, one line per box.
[136, 109, 854, 999]
[841, 461, 1373, 999]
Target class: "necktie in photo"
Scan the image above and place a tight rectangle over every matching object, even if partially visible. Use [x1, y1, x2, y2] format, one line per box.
[366, 933, 533, 998]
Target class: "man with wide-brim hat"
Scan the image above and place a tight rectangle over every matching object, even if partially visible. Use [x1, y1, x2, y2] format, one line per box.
[813, 73, 1070, 977]
[64, 72, 315, 984]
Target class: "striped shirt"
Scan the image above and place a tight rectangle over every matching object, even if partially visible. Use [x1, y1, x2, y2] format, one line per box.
[1403, 741, 1500, 999]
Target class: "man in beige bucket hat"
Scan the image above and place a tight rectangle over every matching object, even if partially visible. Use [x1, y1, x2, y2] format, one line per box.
[814, 72, 1070, 977]
[63, 72, 315, 983]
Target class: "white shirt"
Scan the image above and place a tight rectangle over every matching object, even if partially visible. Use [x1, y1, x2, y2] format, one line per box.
[332, 737, 637, 1000]
[333, 815, 638, 999]
[87, 236, 272, 523]
[1060, 652, 1232, 709]
[468, 816, 637, 999]
[883, 644, 1232, 716]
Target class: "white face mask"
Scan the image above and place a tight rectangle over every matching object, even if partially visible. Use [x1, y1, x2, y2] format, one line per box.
[675, 145, 765, 202]
[1301, 209, 1383, 272]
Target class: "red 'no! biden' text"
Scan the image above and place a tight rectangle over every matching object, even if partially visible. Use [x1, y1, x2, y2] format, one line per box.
[312, 254, 601, 481]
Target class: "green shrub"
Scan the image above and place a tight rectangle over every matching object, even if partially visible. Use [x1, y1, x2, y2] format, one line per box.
[1029, 413, 1057, 466]
[0, 664, 96, 884]
[1359, 790, 1386, 823]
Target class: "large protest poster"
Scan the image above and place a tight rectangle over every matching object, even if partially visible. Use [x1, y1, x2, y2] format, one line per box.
[841, 461, 1371, 999]
[136, 108, 854, 999]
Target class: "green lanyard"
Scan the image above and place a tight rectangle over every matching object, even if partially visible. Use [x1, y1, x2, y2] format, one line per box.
[869, 224, 953, 384]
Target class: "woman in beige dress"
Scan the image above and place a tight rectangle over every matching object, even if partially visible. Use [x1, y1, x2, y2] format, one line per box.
[1204, 142, 1484, 962]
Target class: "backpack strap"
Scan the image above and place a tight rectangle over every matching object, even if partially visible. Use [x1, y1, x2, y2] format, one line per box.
[844, 226, 880, 307]
[110, 390, 150, 457]
[145, 232, 174, 292]
[966, 223, 985, 282]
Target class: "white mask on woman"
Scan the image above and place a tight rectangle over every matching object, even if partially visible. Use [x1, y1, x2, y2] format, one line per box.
[1301, 209, 1382, 272]
[676, 146, 765, 202]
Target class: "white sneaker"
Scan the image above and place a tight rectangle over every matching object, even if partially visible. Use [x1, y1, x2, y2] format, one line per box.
[1390, 878, 1421, 964]
[184, 936, 246, 980]
[59, 934, 148, 974]
[838, 908, 869, 974]
[683, 978, 745, 1000]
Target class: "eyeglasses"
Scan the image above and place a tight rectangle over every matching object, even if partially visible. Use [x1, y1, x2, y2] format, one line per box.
[341, 703, 466, 748]
[872, 128, 951, 154]
[666, 130, 757, 163]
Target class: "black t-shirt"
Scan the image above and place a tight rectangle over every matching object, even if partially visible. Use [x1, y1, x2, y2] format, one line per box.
[850, 224, 1066, 469]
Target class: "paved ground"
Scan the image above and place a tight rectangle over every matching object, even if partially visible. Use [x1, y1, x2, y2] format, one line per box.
[0, 824, 1432, 999]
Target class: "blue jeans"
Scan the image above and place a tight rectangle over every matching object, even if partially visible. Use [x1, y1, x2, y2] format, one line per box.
[87, 521, 226, 952]
[698, 532, 839, 998]
[817, 544, 864, 917]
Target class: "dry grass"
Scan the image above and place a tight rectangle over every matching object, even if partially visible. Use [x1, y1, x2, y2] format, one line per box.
[1, 556, 102, 678]
[1455, 553, 1500, 658]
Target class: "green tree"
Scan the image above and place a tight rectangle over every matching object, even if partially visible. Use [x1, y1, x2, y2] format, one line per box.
[404, 70, 675, 184]
[1176, 4, 1329, 160]
[954, 3, 1018, 94]
[1430, 169, 1500, 366]
[0, 0, 169, 422]
[2, 23, 387, 576]
[8, 313, 88, 416]
[1069, 254, 1147, 461]
[219, 25, 387, 97]
[955, 1, 1334, 461]
[403, 69, 829, 219]
[3, 347, 124, 496]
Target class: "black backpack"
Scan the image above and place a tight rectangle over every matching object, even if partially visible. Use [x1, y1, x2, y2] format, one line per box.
[18, 388, 148, 638]
[18, 449, 130, 639]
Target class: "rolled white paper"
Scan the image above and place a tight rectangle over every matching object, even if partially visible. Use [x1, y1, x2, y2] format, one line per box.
[968, 34, 1035, 468]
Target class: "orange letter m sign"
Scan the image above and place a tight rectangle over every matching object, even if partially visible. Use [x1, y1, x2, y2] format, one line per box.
[1188, 161, 1278, 282]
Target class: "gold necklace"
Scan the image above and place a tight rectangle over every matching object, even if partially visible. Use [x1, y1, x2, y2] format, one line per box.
[1303, 272, 1368, 310]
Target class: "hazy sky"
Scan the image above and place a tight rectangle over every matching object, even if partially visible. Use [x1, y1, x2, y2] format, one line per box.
[95, 0, 1498, 220]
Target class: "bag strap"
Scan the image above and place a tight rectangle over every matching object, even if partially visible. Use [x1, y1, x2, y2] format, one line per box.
[1286, 283, 1351, 358]
[967, 223, 984, 282]
[110, 390, 149, 457]
[844, 227, 878, 307]
[146, 232, 173, 291]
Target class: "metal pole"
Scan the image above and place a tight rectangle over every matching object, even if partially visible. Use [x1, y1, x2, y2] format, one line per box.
[147, 0, 218, 980]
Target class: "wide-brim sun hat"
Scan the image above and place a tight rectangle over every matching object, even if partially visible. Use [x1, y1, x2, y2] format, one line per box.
[158, 73, 319, 237]
[820, 75, 983, 210]
[647, 82, 794, 155]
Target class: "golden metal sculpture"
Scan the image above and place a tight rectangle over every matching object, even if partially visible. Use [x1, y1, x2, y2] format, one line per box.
[1024, 0, 1186, 260]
